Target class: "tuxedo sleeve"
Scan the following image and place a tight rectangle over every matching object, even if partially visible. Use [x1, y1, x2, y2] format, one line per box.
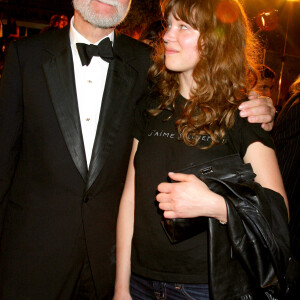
[0, 42, 23, 234]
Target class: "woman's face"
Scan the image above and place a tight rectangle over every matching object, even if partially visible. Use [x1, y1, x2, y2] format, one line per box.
[163, 13, 200, 77]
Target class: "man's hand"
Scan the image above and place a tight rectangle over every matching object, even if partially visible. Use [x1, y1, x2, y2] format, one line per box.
[238, 91, 276, 131]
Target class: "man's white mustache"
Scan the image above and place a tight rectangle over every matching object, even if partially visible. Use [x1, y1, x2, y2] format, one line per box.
[93, 0, 120, 7]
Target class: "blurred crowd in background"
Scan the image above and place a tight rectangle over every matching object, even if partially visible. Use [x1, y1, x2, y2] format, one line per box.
[0, 12, 69, 63]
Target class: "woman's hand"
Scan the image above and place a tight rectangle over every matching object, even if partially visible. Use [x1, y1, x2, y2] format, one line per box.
[156, 172, 227, 223]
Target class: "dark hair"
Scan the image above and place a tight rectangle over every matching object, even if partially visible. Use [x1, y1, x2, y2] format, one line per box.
[149, 0, 261, 148]
[139, 19, 164, 43]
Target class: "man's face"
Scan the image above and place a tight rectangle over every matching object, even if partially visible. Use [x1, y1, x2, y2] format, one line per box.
[256, 78, 275, 98]
[73, 0, 131, 28]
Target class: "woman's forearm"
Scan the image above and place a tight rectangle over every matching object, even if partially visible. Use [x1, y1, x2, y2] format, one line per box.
[114, 139, 138, 298]
[115, 194, 135, 294]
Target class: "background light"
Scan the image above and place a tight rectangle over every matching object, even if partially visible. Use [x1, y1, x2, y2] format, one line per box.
[256, 10, 279, 31]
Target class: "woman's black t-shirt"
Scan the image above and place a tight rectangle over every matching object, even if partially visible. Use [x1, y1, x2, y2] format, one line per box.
[131, 94, 274, 284]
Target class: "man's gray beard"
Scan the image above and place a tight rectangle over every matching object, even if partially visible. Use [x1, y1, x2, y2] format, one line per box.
[73, 0, 131, 28]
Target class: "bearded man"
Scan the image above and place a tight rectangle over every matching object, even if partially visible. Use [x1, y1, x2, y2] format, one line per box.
[0, 0, 276, 299]
[0, 1, 151, 299]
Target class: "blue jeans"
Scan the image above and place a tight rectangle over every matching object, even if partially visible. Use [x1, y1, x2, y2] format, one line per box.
[130, 273, 210, 300]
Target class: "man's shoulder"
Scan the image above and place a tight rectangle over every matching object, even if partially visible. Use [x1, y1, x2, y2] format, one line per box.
[115, 32, 151, 49]
[114, 31, 152, 61]
[13, 27, 68, 52]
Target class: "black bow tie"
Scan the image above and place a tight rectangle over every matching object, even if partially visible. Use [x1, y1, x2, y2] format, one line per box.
[76, 37, 114, 66]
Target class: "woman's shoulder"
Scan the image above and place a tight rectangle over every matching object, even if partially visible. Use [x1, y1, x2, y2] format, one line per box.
[231, 110, 267, 133]
[136, 89, 161, 111]
[227, 109, 274, 157]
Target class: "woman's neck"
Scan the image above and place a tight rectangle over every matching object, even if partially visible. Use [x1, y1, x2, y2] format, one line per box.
[179, 72, 195, 99]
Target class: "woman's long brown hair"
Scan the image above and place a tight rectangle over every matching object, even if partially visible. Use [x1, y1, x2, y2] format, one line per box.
[149, 0, 261, 148]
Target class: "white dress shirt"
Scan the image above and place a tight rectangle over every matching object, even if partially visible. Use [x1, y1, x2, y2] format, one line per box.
[69, 17, 114, 167]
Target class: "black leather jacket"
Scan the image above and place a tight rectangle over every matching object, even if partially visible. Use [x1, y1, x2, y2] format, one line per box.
[205, 178, 290, 300]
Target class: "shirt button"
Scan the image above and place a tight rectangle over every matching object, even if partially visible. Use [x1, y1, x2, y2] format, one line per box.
[87, 80, 92, 83]
[86, 118, 90, 121]
[84, 195, 93, 203]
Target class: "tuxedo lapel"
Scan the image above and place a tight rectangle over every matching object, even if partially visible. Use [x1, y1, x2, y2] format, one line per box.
[42, 28, 88, 181]
[86, 34, 138, 191]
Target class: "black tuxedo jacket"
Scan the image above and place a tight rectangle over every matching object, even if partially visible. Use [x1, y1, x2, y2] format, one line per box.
[273, 93, 300, 261]
[0, 27, 151, 299]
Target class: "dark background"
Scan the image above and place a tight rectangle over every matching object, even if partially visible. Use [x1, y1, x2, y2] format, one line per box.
[0, 0, 299, 104]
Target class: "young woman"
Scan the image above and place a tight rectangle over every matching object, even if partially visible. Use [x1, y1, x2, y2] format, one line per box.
[114, 0, 289, 299]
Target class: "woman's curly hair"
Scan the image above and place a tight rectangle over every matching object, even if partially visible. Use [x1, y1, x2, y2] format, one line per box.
[148, 0, 261, 148]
